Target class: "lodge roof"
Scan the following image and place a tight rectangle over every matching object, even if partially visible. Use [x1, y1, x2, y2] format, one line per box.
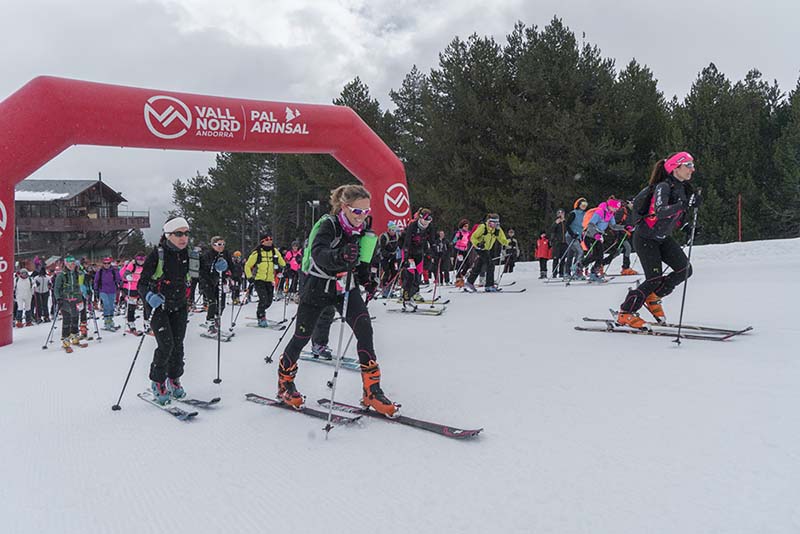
[14, 179, 127, 203]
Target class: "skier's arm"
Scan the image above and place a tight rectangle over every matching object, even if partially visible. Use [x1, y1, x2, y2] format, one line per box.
[652, 182, 683, 219]
[496, 228, 510, 247]
[137, 250, 159, 296]
[311, 218, 350, 272]
[470, 225, 486, 248]
[244, 251, 256, 278]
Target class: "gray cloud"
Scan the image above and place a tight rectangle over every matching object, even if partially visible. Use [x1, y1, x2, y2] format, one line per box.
[2, 0, 797, 242]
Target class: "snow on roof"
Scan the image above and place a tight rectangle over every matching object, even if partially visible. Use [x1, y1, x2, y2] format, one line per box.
[14, 190, 71, 201]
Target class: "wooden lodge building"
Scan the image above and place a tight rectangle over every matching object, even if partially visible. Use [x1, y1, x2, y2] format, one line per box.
[14, 178, 150, 259]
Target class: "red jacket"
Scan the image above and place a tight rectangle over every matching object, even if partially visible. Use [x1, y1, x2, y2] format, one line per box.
[535, 236, 552, 259]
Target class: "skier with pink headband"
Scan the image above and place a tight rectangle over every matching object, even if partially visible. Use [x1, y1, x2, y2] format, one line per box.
[579, 198, 626, 282]
[615, 151, 701, 328]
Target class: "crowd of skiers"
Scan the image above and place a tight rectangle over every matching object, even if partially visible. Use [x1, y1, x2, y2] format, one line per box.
[10, 151, 701, 415]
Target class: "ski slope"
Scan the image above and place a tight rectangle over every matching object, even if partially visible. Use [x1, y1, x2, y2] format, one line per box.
[2, 238, 798, 534]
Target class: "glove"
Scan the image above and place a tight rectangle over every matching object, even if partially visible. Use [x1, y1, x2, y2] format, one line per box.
[407, 259, 416, 271]
[125, 273, 133, 282]
[80, 285, 89, 298]
[146, 291, 165, 309]
[339, 242, 359, 266]
[214, 258, 228, 272]
[456, 254, 464, 263]
[687, 193, 702, 208]
[594, 233, 604, 243]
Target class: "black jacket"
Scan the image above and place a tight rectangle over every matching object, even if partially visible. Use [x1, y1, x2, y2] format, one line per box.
[301, 215, 370, 306]
[139, 240, 190, 311]
[200, 249, 233, 286]
[550, 219, 568, 245]
[403, 220, 435, 260]
[637, 176, 692, 241]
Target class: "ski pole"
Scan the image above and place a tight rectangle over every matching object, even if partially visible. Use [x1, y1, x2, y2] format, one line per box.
[324, 270, 354, 439]
[88, 298, 102, 341]
[430, 256, 442, 308]
[453, 243, 474, 278]
[281, 277, 289, 323]
[110, 332, 147, 411]
[41, 300, 61, 349]
[263, 313, 297, 364]
[673, 207, 699, 346]
[214, 268, 224, 384]
[122, 274, 134, 337]
[229, 292, 248, 332]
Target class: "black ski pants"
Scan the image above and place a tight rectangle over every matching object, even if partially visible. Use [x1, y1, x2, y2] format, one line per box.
[204, 275, 226, 322]
[281, 289, 375, 369]
[60, 298, 80, 338]
[311, 304, 336, 346]
[551, 243, 568, 276]
[620, 233, 691, 313]
[149, 304, 188, 382]
[467, 249, 495, 287]
[253, 280, 274, 320]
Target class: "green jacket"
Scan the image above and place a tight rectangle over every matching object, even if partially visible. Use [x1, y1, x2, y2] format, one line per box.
[470, 223, 510, 251]
[54, 268, 83, 300]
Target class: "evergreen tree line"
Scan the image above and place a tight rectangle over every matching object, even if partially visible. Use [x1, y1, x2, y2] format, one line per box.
[171, 17, 800, 257]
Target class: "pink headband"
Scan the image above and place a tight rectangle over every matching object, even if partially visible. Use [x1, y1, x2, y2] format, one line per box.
[664, 152, 694, 173]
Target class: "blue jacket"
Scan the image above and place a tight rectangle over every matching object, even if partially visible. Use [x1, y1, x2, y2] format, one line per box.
[567, 209, 585, 238]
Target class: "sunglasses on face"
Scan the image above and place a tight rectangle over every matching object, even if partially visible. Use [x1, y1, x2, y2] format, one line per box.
[170, 231, 190, 237]
[682, 162, 695, 169]
[102, 262, 111, 265]
[420, 213, 432, 221]
[261, 238, 273, 242]
[212, 242, 225, 247]
[346, 205, 371, 216]
[487, 219, 500, 225]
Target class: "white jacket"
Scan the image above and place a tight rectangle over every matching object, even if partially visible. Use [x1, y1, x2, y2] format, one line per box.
[15, 277, 34, 309]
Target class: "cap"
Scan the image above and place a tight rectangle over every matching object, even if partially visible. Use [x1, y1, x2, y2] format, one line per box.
[607, 198, 622, 210]
[103, 256, 113, 263]
[163, 217, 189, 234]
[64, 255, 76, 263]
[260, 233, 273, 241]
[664, 151, 694, 173]
[233, 250, 242, 257]
[574, 197, 587, 209]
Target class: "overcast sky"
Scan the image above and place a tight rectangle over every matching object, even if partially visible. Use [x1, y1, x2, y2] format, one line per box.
[3, 0, 798, 242]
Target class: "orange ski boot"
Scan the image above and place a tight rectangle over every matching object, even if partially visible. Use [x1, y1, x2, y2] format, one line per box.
[360, 361, 398, 417]
[277, 361, 304, 409]
[620, 267, 639, 275]
[644, 293, 666, 324]
[616, 311, 647, 329]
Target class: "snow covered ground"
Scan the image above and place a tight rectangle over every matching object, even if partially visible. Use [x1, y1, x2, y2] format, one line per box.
[2, 238, 798, 534]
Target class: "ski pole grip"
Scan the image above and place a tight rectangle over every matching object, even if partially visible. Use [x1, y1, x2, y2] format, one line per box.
[358, 231, 378, 263]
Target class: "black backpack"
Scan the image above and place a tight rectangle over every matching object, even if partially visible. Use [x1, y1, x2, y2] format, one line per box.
[629, 184, 655, 226]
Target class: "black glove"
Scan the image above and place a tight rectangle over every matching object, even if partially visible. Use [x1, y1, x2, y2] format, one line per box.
[339, 242, 359, 267]
[687, 192, 702, 208]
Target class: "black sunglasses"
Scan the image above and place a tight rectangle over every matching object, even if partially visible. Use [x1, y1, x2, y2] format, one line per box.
[170, 231, 190, 237]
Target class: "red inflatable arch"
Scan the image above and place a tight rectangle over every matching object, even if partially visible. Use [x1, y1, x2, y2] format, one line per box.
[0, 76, 410, 347]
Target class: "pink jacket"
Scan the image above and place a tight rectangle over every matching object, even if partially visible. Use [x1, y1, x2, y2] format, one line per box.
[284, 250, 302, 272]
[119, 261, 143, 291]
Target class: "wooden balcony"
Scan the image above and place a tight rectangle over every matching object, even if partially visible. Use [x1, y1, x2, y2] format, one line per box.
[17, 215, 150, 232]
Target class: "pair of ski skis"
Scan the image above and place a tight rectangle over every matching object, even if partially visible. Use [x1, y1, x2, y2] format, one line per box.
[244, 393, 482, 440]
[137, 391, 221, 421]
[576, 309, 753, 341]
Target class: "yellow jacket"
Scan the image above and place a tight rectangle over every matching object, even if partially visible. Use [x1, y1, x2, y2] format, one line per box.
[244, 246, 286, 282]
[470, 223, 509, 251]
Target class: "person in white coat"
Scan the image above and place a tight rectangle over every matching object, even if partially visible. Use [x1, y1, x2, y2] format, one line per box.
[15, 269, 35, 327]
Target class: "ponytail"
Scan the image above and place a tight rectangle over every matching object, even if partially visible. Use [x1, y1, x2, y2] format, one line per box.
[648, 159, 670, 186]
